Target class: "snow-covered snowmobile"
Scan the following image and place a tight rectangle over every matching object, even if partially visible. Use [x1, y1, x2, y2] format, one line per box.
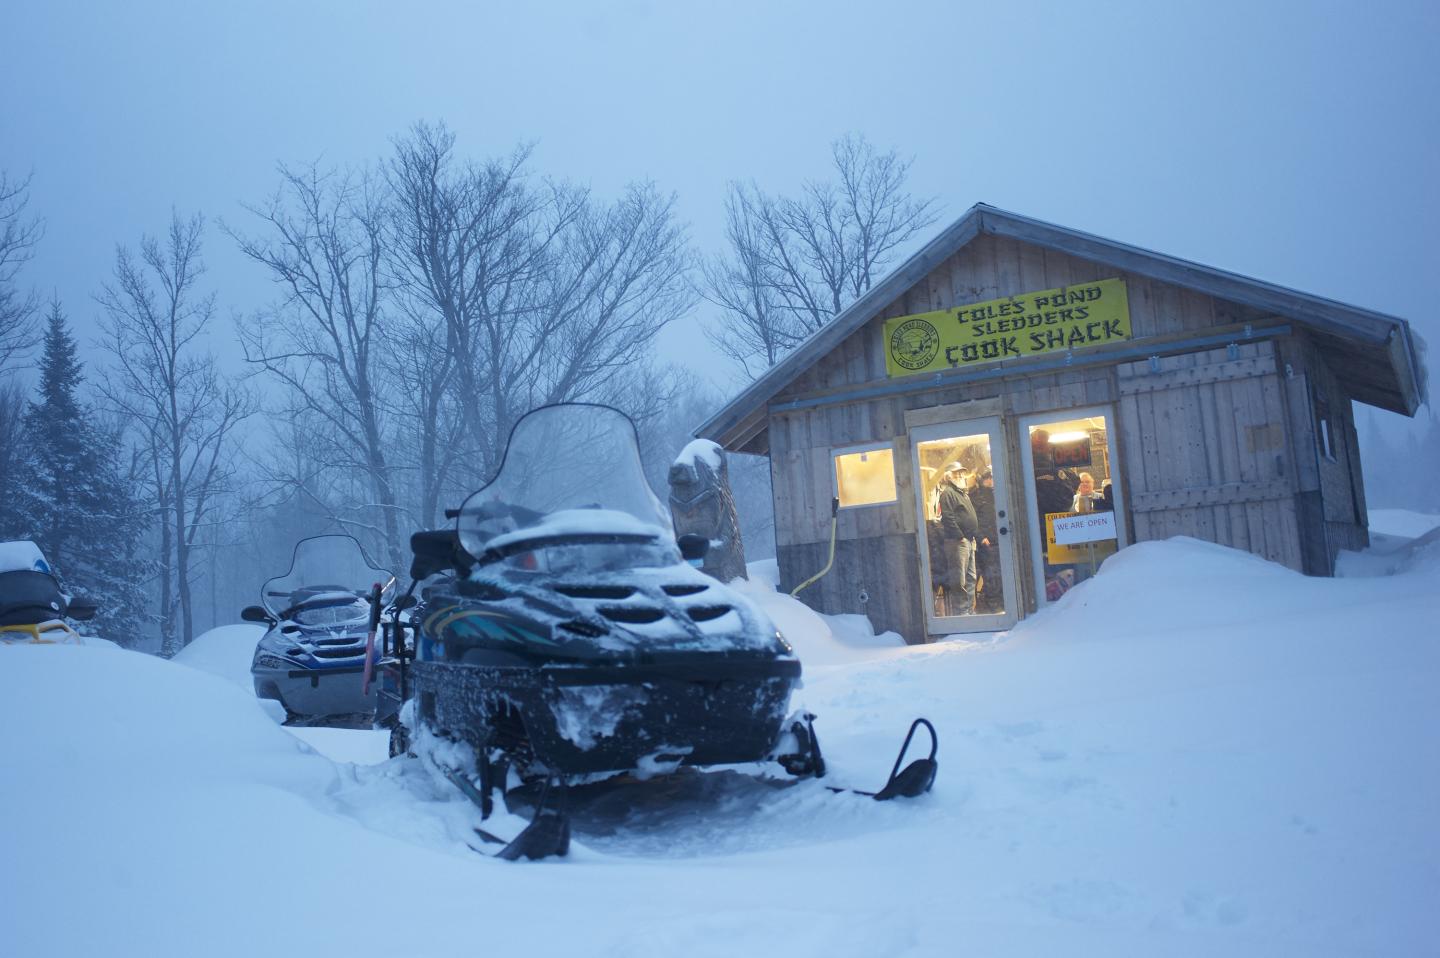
[376, 403, 937, 860]
[0, 540, 96, 645]
[242, 535, 395, 727]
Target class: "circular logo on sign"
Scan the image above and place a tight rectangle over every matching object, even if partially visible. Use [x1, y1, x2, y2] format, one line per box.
[889, 318, 940, 370]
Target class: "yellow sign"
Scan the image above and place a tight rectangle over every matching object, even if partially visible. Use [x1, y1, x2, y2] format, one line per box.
[1044, 511, 1119, 566]
[883, 278, 1131, 378]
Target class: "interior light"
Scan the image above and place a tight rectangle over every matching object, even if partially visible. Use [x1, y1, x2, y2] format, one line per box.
[1048, 431, 1088, 443]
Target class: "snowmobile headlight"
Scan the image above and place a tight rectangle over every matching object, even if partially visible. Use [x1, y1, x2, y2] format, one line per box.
[254, 653, 294, 671]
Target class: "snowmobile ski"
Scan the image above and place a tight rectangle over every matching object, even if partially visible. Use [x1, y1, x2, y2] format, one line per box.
[810, 716, 938, 800]
[438, 762, 571, 861]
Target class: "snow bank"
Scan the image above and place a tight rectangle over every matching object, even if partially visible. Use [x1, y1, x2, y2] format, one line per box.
[1368, 508, 1440, 539]
[171, 623, 265, 688]
[733, 558, 907, 666]
[2, 535, 1437, 956]
[172, 622, 389, 761]
[1337, 524, 1440, 578]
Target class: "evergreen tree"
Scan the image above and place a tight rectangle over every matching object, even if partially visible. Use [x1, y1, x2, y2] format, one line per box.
[10, 300, 150, 645]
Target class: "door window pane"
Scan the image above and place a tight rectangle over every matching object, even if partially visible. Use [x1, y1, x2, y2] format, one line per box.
[916, 434, 1005, 617]
[1028, 416, 1117, 601]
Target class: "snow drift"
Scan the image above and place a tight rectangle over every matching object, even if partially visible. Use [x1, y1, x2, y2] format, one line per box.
[2, 531, 1437, 957]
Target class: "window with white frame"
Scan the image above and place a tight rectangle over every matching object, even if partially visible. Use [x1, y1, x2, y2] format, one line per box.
[832, 443, 898, 508]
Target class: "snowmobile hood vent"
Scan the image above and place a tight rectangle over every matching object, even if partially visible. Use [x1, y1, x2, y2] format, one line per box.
[598, 605, 666, 625]
[558, 620, 607, 638]
[661, 583, 708, 597]
[555, 584, 636, 600]
[685, 605, 732, 623]
[311, 646, 365, 659]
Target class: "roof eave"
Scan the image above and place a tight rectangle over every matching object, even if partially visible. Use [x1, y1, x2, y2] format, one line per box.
[697, 203, 1426, 446]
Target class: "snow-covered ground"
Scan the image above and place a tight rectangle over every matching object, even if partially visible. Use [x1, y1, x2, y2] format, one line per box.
[4, 526, 1439, 957]
[1367, 507, 1440, 540]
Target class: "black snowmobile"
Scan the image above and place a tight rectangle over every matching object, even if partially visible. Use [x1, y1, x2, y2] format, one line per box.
[0, 540, 97, 644]
[375, 403, 937, 860]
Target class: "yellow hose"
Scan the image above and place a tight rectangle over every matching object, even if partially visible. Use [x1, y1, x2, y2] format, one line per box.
[791, 497, 839, 597]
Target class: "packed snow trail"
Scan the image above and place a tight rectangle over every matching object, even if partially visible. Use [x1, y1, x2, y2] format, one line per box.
[3, 535, 1438, 956]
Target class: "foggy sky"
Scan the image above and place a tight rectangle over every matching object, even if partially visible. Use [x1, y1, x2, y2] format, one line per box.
[3, 0, 1437, 431]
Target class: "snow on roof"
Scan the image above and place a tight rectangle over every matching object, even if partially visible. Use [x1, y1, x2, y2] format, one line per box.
[0, 540, 51, 575]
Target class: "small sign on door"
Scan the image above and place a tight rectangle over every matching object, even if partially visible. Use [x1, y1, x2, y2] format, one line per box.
[1052, 510, 1118, 546]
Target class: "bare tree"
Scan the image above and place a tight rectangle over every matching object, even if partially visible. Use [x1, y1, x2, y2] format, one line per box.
[229, 163, 407, 570]
[97, 212, 251, 652]
[385, 122, 540, 523]
[0, 171, 43, 373]
[702, 190, 790, 376]
[386, 122, 694, 488]
[0, 377, 28, 535]
[705, 133, 938, 374]
[382, 310, 467, 528]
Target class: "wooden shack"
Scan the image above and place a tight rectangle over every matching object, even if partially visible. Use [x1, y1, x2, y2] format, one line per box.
[697, 204, 1426, 642]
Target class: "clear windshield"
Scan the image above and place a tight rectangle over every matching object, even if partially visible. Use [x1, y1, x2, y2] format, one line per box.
[261, 535, 396, 617]
[456, 404, 671, 561]
[292, 597, 372, 627]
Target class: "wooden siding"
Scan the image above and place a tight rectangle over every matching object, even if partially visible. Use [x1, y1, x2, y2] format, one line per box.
[1301, 334, 1370, 569]
[768, 362, 1115, 639]
[1115, 342, 1304, 570]
[770, 365, 1116, 549]
[777, 233, 1272, 401]
[755, 232, 1381, 642]
[777, 536, 925, 643]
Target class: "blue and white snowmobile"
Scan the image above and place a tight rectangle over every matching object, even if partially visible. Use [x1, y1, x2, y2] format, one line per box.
[375, 403, 938, 861]
[243, 535, 395, 727]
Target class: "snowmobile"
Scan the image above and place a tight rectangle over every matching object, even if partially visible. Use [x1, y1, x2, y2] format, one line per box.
[242, 535, 395, 727]
[0, 540, 96, 645]
[375, 403, 938, 861]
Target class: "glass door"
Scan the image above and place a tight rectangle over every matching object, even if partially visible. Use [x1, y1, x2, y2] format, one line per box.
[1018, 407, 1128, 606]
[910, 417, 1018, 636]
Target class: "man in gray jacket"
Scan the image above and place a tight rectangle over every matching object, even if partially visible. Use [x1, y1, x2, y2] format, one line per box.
[937, 462, 979, 615]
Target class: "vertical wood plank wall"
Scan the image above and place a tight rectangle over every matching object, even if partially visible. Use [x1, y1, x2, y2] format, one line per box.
[766, 232, 1365, 641]
[1115, 342, 1303, 570]
[1284, 334, 1370, 566]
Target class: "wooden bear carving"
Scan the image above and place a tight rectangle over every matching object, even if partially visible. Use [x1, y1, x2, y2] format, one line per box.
[668, 439, 748, 582]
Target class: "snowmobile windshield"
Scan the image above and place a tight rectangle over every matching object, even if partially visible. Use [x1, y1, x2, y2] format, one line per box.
[291, 595, 372, 627]
[261, 535, 396, 618]
[456, 404, 672, 563]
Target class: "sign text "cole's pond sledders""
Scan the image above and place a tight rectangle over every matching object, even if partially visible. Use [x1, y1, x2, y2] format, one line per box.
[882, 277, 1131, 378]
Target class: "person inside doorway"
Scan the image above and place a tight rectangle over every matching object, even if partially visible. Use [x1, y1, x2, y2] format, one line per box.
[1071, 471, 1100, 513]
[972, 467, 1003, 614]
[937, 462, 978, 615]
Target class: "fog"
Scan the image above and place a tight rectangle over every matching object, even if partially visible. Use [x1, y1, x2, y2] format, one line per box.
[2, 0, 1436, 645]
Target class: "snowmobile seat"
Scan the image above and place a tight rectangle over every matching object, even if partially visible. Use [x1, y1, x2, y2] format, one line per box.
[0, 570, 67, 627]
[410, 529, 470, 580]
